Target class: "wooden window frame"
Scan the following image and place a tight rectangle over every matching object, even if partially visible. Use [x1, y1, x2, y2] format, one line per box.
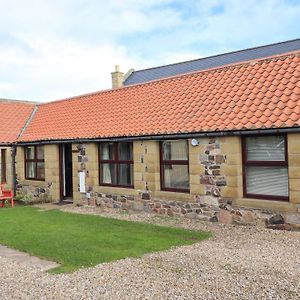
[242, 134, 289, 201]
[1, 149, 7, 184]
[99, 142, 134, 188]
[1, 149, 6, 184]
[24, 146, 45, 181]
[160, 140, 190, 193]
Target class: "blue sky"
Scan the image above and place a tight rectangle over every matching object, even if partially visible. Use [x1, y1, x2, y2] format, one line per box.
[0, 0, 299, 102]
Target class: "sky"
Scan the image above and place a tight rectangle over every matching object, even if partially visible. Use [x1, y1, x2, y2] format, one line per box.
[0, 0, 299, 102]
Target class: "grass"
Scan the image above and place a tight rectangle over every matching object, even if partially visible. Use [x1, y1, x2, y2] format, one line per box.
[0, 207, 211, 273]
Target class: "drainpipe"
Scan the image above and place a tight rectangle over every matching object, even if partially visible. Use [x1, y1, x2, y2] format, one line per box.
[11, 145, 17, 196]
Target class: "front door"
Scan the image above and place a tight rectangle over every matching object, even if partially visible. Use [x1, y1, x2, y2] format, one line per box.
[59, 144, 73, 201]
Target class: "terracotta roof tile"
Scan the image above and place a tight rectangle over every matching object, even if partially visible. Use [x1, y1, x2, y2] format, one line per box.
[18, 53, 300, 142]
[0, 100, 36, 143]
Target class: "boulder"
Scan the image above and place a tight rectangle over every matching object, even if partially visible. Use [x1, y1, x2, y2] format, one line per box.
[267, 214, 284, 225]
[197, 196, 219, 207]
[194, 208, 203, 214]
[284, 213, 300, 225]
[89, 198, 96, 206]
[143, 206, 152, 213]
[167, 208, 174, 216]
[209, 215, 218, 222]
[219, 203, 233, 211]
[181, 208, 187, 214]
[132, 203, 144, 211]
[216, 210, 232, 225]
[198, 215, 210, 222]
[185, 212, 198, 219]
[231, 214, 242, 224]
[121, 202, 132, 210]
[241, 211, 257, 226]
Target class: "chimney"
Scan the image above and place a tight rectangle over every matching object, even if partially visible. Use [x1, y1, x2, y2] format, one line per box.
[111, 65, 124, 89]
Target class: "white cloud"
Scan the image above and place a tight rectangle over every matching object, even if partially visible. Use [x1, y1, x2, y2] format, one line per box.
[0, 0, 299, 101]
[0, 82, 14, 94]
[0, 33, 145, 101]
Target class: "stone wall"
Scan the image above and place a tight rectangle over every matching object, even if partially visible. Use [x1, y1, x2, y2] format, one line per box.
[73, 141, 164, 205]
[73, 138, 230, 207]
[95, 192, 216, 219]
[72, 143, 97, 206]
[72, 137, 300, 213]
[288, 132, 300, 205]
[197, 137, 228, 205]
[86, 190, 300, 230]
[15, 145, 60, 203]
[12, 133, 300, 212]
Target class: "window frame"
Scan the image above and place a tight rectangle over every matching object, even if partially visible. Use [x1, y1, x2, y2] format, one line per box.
[99, 142, 134, 188]
[160, 140, 190, 193]
[242, 134, 289, 201]
[1, 149, 6, 184]
[24, 146, 45, 181]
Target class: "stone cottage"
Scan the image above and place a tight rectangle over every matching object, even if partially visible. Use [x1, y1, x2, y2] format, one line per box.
[1, 39, 300, 216]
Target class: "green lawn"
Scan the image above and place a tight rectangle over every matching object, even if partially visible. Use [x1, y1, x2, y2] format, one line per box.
[0, 207, 211, 273]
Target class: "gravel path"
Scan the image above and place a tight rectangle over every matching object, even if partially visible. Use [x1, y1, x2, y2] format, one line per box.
[1, 205, 300, 299]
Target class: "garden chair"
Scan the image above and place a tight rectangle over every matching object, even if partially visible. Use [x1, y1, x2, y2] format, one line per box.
[0, 184, 14, 208]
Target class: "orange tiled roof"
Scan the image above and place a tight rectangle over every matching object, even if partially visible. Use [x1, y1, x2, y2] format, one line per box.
[0, 100, 36, 143]
[19, 52, 300, 142]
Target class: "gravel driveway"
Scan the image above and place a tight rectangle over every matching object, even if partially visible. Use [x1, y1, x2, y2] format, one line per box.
[1, 205, 300, 300]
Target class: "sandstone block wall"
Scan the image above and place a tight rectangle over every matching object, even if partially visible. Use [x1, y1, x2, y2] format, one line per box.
[11, 133, 300, 212]
[72, 138, 229, 205]
[288, 133, 300, 204]
[16, 145, 60, 202]
[219, 137, 243, 199]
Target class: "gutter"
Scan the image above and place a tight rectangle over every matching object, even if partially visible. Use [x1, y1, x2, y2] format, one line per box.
[16, 126, 300, 146]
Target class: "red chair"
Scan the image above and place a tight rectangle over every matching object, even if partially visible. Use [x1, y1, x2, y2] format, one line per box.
[0, 184, 14, 208]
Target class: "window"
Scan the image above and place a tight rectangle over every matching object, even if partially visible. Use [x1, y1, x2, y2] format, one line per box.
[1, 149, 6, 183]
[160, 140, 189, 192]
[25, 146, 45, 180]
[99, 142, 133, 188]
[242, 135, 288, 201]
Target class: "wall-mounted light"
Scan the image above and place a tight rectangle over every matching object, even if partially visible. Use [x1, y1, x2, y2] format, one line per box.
[190, 139, 199, 147]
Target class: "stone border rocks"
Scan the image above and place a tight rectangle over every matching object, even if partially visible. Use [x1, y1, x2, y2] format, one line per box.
[75, 192, 300, 231]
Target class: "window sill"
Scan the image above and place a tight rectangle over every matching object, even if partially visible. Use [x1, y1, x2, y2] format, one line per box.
[154, 190, 193, 201]
[96, 185, 136, 195]
[18, 179, 47, 186]
[244, 193, 289, 202]
[99, 183, 134, 189]
[161, 187, 190, 194]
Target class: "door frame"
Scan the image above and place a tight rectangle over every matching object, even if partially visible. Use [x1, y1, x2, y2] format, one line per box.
[59, 144, 73, 201]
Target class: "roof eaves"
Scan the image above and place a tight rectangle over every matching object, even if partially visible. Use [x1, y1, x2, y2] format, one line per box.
[16, 126, 300, 145]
